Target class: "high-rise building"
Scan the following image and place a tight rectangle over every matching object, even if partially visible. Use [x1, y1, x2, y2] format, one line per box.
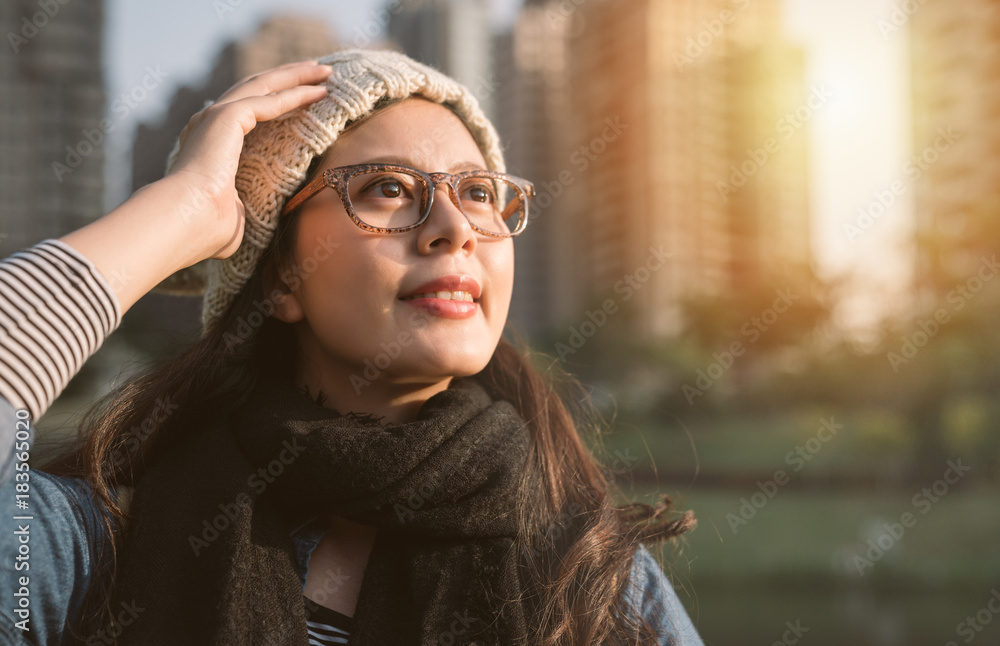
[386, 0, 495, 119]
[494, 0, 583, 339]
[0, 0, 105, 253]
[910, 1, 1000, 300]
[724, 25, 811, 290]
[552, 0, 811, 339]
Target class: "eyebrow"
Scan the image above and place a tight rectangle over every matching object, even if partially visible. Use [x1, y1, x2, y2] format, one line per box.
[361, 156, 487, 173]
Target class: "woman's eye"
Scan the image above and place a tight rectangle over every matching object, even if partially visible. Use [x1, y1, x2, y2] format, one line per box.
[358, 177, 409, 200]
[377, 181, 402, 198]
[466, 184, 494, 203]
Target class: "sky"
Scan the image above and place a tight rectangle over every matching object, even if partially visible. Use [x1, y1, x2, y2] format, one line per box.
[102, 0, 915, 329]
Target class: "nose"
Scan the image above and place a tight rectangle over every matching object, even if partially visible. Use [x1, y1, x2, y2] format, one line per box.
[415, 180, 477, 255]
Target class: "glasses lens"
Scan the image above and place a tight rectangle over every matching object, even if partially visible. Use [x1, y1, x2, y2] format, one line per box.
[456, 175, 526, 236]
[346, 169, 427, 229]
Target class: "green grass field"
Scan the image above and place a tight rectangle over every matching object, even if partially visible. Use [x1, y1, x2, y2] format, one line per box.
[590, 410, 1000, 645]
[591, 408, 933, 482]
[637, 488, 1000, 586]
[614, 466, 1000, 645]
[620, 486, 1000, 645]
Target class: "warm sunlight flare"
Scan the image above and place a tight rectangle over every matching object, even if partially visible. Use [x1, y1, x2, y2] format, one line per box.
[785, 0, 914, 334]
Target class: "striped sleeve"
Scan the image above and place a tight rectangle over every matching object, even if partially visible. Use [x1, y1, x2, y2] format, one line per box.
[0, 238, 122, 421]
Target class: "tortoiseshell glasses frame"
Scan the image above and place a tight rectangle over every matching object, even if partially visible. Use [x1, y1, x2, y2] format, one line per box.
[280, 163, 536, 238]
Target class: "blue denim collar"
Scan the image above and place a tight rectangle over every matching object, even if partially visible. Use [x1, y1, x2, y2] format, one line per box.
[288, 515, 333, 590]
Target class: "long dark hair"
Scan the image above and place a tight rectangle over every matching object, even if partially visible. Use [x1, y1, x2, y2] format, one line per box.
[43, 112, 695, 646]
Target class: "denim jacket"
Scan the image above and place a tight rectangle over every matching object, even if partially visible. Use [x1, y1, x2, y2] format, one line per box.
[0, 240, 703, 645]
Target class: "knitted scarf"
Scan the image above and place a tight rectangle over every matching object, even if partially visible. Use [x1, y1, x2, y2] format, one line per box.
[106, 371, 541, 645]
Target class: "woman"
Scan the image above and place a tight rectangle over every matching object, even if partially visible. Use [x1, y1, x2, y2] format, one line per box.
[0, 50, 701, 645]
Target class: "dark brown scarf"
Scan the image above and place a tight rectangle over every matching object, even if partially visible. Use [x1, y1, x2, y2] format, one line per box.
[107, 370, 541, 645]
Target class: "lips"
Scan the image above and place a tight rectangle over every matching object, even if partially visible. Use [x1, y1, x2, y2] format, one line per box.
[399, 275, 482, 301]
[398, 275, 481, 320]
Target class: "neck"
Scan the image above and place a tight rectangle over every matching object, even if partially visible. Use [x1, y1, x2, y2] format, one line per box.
[293, 360, 453, 426]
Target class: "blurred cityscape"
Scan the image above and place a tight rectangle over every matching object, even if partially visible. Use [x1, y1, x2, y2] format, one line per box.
[1, 1, 998, 644]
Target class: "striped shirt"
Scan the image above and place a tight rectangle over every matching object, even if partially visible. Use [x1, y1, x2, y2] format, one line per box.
[0, 238, 121, 420]
[303, 594, 354, 645]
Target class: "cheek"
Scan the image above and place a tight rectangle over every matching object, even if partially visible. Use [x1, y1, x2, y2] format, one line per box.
[494, 241, 515, 281]
[298, 249, 393, 326]
[290, 226, 367, 328]
[485, 242, 515, 320]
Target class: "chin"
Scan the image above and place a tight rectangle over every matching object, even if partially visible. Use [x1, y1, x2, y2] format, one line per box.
[428, 359, 491, 379]
[400, 352, 493, 381]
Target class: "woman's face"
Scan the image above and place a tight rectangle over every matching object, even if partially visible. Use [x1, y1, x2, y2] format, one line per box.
[272, 97, 513, 392]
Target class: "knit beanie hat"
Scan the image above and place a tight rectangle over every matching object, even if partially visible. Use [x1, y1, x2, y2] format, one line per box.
[153, 48, 506, 335]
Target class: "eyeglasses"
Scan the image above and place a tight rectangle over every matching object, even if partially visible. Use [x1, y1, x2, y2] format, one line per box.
[281, 163, 536, 238]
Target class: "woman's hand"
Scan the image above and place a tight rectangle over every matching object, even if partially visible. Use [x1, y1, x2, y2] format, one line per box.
[166, 60, 332, 260]
[59, 59, 332, 315]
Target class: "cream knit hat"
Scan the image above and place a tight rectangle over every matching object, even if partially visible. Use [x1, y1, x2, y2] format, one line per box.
[154, 48, 506, 334]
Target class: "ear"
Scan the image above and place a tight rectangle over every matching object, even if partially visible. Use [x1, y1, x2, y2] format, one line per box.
[262, 261, 305, 324]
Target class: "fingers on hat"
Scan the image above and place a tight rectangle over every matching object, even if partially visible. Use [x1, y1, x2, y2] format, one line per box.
[215, 62, 333, 108]
[228, 85, 329, 127]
